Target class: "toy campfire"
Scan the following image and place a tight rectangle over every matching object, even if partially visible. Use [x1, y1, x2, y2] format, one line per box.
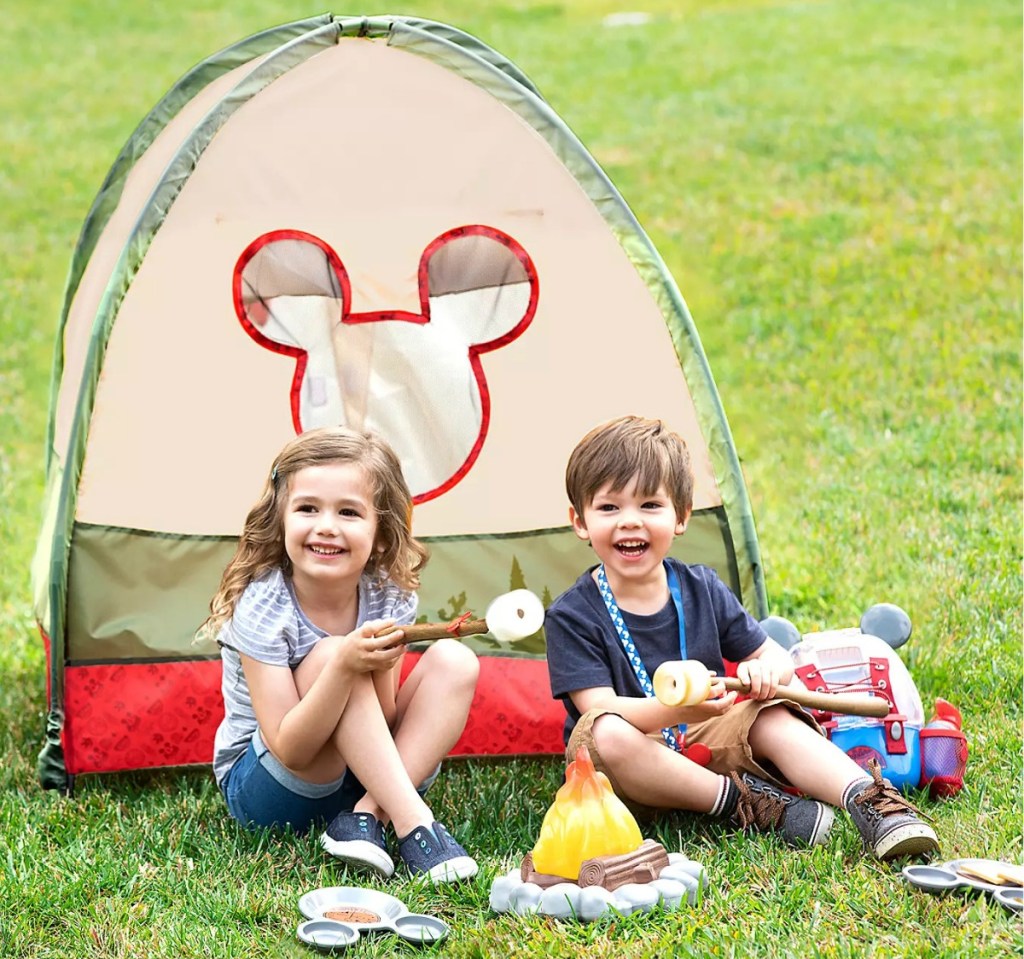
[524, 746, 664, 889]
[489, 748, 708, 921]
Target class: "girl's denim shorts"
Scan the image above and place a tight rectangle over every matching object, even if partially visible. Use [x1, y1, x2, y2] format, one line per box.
[221, 729, 440, 834]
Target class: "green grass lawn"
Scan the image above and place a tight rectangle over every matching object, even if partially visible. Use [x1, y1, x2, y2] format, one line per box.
[1, 1, 1020, 956]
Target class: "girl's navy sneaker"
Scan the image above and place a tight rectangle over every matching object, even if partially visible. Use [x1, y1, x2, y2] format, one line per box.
[320, 811, 395, 878]
[397, 821, 478, 883]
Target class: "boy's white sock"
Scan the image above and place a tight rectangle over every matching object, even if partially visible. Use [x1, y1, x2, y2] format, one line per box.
[840, 775, 874, 811]
[710, 775, 740, 818]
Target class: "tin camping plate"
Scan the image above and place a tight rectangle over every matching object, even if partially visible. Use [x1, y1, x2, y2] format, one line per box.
[944, 859, 1024, 894]
[298, 886, 408, 930]
[392, 913, 450, 945]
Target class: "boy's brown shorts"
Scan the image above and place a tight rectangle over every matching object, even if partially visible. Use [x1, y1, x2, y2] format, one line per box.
[566, 699, 823, 819]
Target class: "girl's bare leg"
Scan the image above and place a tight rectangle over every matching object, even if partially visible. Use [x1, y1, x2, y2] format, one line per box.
[289, 643, 433, 835]
[357, 639, 479, 825]
[332, 676, 439, 834]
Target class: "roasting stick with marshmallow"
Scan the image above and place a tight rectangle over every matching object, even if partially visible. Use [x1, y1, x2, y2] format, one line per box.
[375, 589, 546, 646]
[652, 660, 890, 718]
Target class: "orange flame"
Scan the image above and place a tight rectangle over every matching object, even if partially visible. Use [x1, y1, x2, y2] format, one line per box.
[530, 746, 643, 880]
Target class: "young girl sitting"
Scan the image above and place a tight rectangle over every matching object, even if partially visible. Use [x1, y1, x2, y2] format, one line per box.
[200, 427, 480, 883]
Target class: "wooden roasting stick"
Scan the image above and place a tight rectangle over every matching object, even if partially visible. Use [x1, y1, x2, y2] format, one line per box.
[653, 660, 890, 719]
[374, 589, 546, 647]
[721, 675, 889, 718]
[375, 617, 488, 645]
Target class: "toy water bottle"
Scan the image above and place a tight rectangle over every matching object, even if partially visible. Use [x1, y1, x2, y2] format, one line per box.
[919, 699, 968, 798]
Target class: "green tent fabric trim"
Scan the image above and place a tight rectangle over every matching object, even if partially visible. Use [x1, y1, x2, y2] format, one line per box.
[63, 510, 735, 664]
[338, 15, 544, 98]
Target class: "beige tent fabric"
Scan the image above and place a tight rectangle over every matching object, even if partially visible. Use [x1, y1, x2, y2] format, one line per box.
[74, 38, 719, 537]
[54, 56, 272, 465]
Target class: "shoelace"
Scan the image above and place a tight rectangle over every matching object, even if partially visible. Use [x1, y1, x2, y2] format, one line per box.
[730, 773, 786, 832]
[854, 759, 935, 822]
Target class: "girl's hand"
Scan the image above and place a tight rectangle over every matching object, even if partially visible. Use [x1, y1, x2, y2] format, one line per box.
[736, 659, 781, 700]
[337, 619, 406, 674]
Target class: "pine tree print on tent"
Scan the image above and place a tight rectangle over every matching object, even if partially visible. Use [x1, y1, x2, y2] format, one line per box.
[509, 556, 526, 592]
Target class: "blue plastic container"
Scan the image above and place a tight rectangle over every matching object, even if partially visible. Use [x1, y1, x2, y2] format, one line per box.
[831, 723, 921, 792]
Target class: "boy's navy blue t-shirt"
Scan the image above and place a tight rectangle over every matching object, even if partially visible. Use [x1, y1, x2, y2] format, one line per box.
[544, 558, 766, 744]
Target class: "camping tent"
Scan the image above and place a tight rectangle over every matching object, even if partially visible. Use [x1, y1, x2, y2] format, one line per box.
[33, 14, 767, 791]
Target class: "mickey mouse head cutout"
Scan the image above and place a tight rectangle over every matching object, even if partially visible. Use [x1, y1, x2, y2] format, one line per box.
[233, 225, 539, 503]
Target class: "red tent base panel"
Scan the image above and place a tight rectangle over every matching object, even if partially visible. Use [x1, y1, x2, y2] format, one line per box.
[57, 653, 565, 777]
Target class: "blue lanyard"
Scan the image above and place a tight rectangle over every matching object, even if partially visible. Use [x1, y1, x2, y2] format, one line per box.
[595, 560, 688, 752]
[666, 563, 688, 661]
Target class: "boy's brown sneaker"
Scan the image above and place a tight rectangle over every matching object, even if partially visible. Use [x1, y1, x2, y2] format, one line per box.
[845, 760, 939, 861]
[730, 773, 834, 847]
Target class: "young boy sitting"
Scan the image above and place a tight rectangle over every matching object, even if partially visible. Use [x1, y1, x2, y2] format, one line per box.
[544, 415, 939, 860]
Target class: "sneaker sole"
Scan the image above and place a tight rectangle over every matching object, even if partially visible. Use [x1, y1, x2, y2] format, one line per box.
[421, 855, 479, 884]
[319, 835, 395, 878]
[808, 803, 835, 847]
[874, 823, 940, 861]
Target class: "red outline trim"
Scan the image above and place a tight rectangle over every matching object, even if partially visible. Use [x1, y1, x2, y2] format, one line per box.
[411, 224, 539, 504]
[344, 310, 426, 326]
[233, 224, 539, 502]
[233, 230, 351, 434]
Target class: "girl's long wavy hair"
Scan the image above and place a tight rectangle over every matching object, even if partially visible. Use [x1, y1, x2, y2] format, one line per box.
[198, 427, 428, 642]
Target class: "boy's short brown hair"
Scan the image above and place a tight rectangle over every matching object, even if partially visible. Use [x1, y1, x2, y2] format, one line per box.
[565, 415, 694, 519]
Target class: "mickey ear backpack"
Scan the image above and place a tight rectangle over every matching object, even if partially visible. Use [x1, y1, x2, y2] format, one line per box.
[763, 604, 968, 798]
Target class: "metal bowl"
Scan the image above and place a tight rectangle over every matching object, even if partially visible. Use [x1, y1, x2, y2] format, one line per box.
[296, 918, 360, 952]
[995, 888, 1023, 914]
[393, 913, 450, 945]
[901, 864, 961, 895]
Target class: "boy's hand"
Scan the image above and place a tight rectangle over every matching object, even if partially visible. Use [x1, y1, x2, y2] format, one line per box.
[674, 689, 739, 723]
[674, 672, 737, 720]
[736, 659, 782, 700]
[337, 619, 406, 673]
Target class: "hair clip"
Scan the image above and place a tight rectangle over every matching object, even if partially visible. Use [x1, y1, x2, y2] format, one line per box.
[270, 466, 278, 484]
